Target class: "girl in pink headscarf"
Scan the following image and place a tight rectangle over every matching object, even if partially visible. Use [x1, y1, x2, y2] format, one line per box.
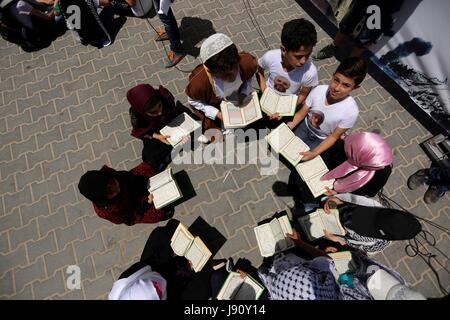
[321, 132, 393, 197]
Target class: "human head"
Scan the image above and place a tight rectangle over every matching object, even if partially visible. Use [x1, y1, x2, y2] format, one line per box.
[344, 132, 393, 170]
[78, 170, 120, 206]
[127, 84, 168, 118]
[346, 205, 422, 240]
[321, 132, 393, 193]
[281, 19, 317, 69]
[201, 33, 239, 82]
[329, 57, 367, 100]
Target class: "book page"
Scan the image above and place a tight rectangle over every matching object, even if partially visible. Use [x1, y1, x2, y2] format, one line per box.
[270, 218, 288, 252]
[254, 224, 276, 257]
[295, 156, 328, 181]
[260, 88, 279, 114]
[277, 94, 297, 115]
[267, 123, 295, 153]
[233, 276, 264, 300]
[185, 237, 211, 272]
[152, 180, 181, 209]
[306, 175, 335, 198]
[319, 209, 345, 235]
[298, 211, 324, 241]
[217, 272, 244, 300]
[148, 169, 172, 192]
[223, 102, 244, 127]
[282, 137, 310, 165]
[179, 113, 199, 133]
[277, 215, 293, 236]
[170, 223, 193, 257]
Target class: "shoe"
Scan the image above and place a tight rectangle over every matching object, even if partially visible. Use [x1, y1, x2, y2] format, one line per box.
[423, 185, 444, 204]
[165, 50, 185, 68]
[225, 257, 234, 272]
[313, 44, 337, 60]
[154, 28, 170, 41]
[407, 169, 428, 190]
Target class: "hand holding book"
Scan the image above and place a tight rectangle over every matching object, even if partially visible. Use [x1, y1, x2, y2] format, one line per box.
[300, 150, 317, 162]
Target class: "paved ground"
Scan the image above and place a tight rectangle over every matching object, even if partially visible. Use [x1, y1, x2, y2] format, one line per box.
[0, 0, 448, 300]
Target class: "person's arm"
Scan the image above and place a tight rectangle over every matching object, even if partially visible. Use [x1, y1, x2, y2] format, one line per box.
[256, 66, 267, 92]
[296, 86, 313, 106]
[124, 0, 136, 6]
[287, 230, 327, 258]
[301, 127, 348, 161]
[187, 97, 222, 121]
[286, 103, 309, 130]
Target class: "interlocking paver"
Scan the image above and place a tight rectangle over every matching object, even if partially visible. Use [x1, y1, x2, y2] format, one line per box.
[0, 0, 448, 300]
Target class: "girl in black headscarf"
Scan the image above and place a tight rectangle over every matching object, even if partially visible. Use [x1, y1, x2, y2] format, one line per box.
[320, 194, 422, 254]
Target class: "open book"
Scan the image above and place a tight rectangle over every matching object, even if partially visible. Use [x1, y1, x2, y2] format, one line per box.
[160, 112, 201, 146]
[260, 87, 297, 117]
[328, 251, 356, 275]
[170, 223, 212, 272]
[220, 92, 263, 128]
[266, 123, 310, 166]
[254, 215, 295, 257]
[216, 272, 265, 300]
[297, 209, 345, 241]
[147, 168, 182, 209]
[295, 156, 335, 197]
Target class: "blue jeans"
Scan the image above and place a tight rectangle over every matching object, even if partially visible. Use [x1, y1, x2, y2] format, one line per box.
[153, 0, 182, 53]
[293, 120, 323, 149]
[427, 167, 450, 193]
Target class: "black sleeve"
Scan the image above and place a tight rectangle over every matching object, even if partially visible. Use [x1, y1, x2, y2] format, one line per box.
[353, 165, 392, 197]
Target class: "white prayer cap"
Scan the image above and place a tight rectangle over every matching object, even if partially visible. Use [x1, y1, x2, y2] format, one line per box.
[200, 33, 234, 63]
[367, 269, 426, 300]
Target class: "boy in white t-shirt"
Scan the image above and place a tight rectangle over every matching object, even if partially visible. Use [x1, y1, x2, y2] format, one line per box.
[287, 57, 368, 161]
[257, 18, 319, 121]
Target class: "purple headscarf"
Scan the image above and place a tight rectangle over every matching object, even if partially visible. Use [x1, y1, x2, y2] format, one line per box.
[321, 132, 393, 193]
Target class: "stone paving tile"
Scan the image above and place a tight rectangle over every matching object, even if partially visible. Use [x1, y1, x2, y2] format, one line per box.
[0, 0, 448, 300]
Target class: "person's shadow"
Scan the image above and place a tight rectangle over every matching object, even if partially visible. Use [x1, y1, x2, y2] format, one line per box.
[179, 16, 216, 57]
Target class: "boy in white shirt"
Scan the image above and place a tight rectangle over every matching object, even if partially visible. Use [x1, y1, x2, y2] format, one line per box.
[287, 57, 367, 161]
[257, 18, 319, 121]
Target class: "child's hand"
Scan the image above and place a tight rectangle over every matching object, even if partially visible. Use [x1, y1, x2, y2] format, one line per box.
[153, 133, 171, 145]
[147, 193, 154, 204]
[286, 121, 296, 130]
[300, 151, 317, 161]
[324, 187, 337, 196]
[325, 246, 338, 253]
[237, 269, 247, 279]
[286, 230, 301, 241]
[269, 113, 282, 121]
[180, 135, 190, 145]
[323, 230, 345, 245]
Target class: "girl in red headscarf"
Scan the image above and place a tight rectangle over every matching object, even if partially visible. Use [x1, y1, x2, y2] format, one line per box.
[127, 84, 183, 169]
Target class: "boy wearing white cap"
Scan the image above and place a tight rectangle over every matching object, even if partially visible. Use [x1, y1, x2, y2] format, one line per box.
[185, 33, 258, 140]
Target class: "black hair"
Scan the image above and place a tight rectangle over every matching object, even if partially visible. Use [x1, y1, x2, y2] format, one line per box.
[281, 18, 317, 52]
[204, 44, 239, 74]
[144, 95, 164, 114]
[335, 57, 368, 87]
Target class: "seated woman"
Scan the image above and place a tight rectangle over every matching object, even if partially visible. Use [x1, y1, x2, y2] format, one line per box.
[78, 162, 171, 226]
[258, 230, 425, 300]
[109, 219, 228, 300]
[289, 131, 393, 206]
[127, 83, 183, 170]
[319, 193, 421, 254]
[185, 33, 257, 141]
